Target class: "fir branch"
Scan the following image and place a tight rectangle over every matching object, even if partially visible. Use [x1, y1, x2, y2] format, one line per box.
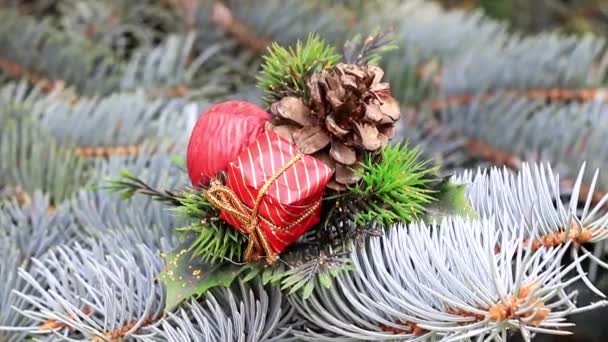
[423, 107, 608, 208]
[465, 136, 608, 210]
[106, 171, 248, 264]
[6, 242, 166, 340]
[152, 281, 294, 341]
[257, 33, 341, 104]
[104, 170, 182, 205]
[291, 216, 607, 341]
[342, 30, 397, 65]
[349, 143, 438, 226]
[277, 248, 351, 300]
[0, 119, 92, 205]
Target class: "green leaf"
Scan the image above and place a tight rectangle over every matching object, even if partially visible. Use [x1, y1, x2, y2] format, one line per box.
[160, 234, 247, 311]
[423, 182, 478, 222]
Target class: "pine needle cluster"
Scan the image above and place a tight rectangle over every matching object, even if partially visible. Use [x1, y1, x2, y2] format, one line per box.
[257, 33, 340, 104]
[350, 143, 438, 226]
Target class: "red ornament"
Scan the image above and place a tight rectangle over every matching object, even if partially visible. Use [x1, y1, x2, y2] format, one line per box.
[187, 101, 270, 187]
[206, 130, 333, 263]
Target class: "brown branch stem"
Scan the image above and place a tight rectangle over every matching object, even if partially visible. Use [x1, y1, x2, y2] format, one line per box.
[210, 1, 271, 54]
[75, 145, 142, 158]
[429, 88, 608, 111]
[0, 57, 64, 93]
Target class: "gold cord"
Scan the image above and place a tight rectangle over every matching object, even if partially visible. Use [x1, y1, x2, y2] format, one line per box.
[206, 152, 320, 264]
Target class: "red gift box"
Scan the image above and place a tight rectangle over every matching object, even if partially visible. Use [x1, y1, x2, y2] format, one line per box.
[206, 130, 333, 263]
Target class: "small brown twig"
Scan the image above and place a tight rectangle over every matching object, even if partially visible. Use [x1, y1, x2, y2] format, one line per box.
[148, 85, 190, 98]
[463, 138, 522, 170]
[39, 306, 93, 332]
[40, 307, 159, 341]
[430, 88, 608, 112]
[522, 223, 595, 251]
[0, 57, 64, 94]
[378, 321, 427, 336]
[415, 116, 608, 209]
[75, 144, 142, 158]
[210, 1, 271, 54]
[0, 54, 194, 103]
[96, 316, 158, 341]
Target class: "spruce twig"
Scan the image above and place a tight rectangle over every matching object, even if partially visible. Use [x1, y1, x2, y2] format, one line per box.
[257, 33, 340, 104]
[343, 30, 397, 65]
[349, 143, 438, 226]
[104, 170, 182, 205]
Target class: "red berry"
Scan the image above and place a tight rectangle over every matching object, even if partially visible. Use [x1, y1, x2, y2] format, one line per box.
[187, 101, 270, 187]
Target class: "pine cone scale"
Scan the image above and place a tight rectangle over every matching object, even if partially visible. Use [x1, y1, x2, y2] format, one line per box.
[330, 140, 357, 165]
[326, 115, 350, 137]
[355, 123, 382, 151]
[335, 163, 362, 185]
[293, 126, 331, 154]
[271, 97, 313, 126]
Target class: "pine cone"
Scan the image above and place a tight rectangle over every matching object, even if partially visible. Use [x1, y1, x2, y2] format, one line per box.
[267, 63, 400, 190]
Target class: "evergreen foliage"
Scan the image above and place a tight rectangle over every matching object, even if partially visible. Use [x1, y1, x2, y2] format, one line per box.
[257, 33, 340, 104]
[350, 143, 438, 225]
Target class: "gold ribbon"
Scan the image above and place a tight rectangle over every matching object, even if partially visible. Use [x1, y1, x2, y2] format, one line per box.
[206, 152, 320, 264]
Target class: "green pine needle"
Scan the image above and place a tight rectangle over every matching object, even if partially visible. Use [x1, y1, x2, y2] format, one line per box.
[350, 143, 438, 226]
[172, 189, 215, 220]
[257, 33, 341, 104]
[103, 170, 182, 205]
[174, 190, 248, 263]
[177, 222, 247, 264]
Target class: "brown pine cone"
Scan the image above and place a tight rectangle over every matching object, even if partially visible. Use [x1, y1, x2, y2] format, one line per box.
[267, 63, 400, 190]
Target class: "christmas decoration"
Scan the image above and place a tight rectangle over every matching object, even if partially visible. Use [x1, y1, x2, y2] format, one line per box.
[268, 63, 400, 189]
[8, 8, 607, 338]
[205, 130, 333, 264]
[187, 100, 270, 187]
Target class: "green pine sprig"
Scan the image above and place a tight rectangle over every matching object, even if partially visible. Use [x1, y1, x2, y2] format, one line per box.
[176, 222, 247, 263]
[257, 33, 341, 104]
[104, 170, 182, 205]
[172, 188, 214, 220]
[238, 246, 352, 300]
[349, 143, 438, 226]
[174, 191, 248, 263]
[343, 29, 398, 66]
[106, 172, 247, 263]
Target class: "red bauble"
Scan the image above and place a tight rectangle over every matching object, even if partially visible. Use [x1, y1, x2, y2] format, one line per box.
[187, 101, 270, 187]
